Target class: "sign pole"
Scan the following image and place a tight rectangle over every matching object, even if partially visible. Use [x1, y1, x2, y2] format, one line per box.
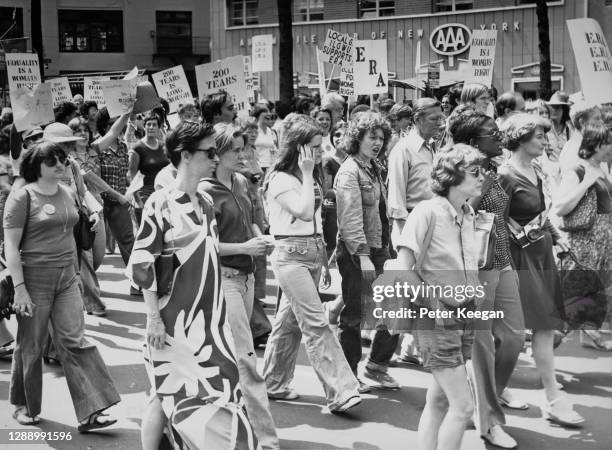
[326, 64, 336, 91]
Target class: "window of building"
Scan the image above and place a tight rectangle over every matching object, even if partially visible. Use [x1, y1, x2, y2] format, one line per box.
[359, 1, 395, 18]
[227, 0, 258, 27]
[58, 10, 123, 52]
[434, 0, 473, 12]
[294, 0, 324, 22]
[0, 7, 24, 41]
[156, 11, 192, 54]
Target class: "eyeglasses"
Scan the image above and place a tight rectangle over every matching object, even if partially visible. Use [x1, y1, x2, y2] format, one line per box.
[195, 147, 217, 159]
[465, 166, 486, 177]
[43, 155, 69, 167]
[477, 130, 503, 140]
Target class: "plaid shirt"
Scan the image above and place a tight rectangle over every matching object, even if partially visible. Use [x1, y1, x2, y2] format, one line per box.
[97, 140, 129, 198]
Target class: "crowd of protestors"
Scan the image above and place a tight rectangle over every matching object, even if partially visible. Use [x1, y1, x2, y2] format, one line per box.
[0, 80, 611, 450]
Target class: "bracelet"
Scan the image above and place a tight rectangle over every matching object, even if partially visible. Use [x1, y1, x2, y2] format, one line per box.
[13, 281, 25, 289]
[147, 312, 162, 320]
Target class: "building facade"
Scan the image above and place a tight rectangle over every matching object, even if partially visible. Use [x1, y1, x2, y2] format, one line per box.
[1, 0, 211, 94]
[210, 0, 611, 101]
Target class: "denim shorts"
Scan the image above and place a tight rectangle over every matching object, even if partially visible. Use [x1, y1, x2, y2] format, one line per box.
[413, 318, 474, 371]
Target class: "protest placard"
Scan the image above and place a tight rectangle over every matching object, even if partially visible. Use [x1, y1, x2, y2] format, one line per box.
[10, 83, 54, 132]
[466, 29, 498, 87]
[101, 79, 138, 118]
[567, 18, 612, 105]
[243, 56, 255, 103]
[322, 29, 353, 67]
[5, 53, 41, 91]
[49, 77, 73, 108]
[352, 40, 388, 95]
[316, 48, 328, 96]
[339, 64, 355, 97]
[252, 34, 274, 72]
[152, 65, 193, 113]
[195, 55, 250, 119]
[84, 76, 111, 108]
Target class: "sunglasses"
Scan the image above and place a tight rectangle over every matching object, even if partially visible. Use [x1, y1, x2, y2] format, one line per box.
[43, 155, 69, 167]
[465, 166, 486, 177]
[195, 147, 217, 159]
[333, 132, 343, 138]
[477, 130, 503, 140]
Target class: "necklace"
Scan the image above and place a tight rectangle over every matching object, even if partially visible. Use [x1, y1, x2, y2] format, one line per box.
[36, 186, 70, 232]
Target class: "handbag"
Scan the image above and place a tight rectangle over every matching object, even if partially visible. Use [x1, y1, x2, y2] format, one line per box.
[560, 166, 598, 232]
[474, 211, 496, 270]
[154, 203, 178, 296]
[70, 162, 96, 252]
[557, 251, 607, 330]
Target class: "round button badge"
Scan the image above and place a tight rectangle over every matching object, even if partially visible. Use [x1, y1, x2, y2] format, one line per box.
[43, 203, 56, 215]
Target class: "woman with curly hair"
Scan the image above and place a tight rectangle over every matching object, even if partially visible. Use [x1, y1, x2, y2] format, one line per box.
[262, 114, 361, 413]
[498, 113, 584, 427]
[335, 111, 398, 391]
[311, 106, 334, 155]
[395, 144, 484, 450]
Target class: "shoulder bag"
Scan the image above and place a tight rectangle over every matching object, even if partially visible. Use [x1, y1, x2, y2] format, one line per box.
[560, 166, 598, 232]
[70, 162, 96, 252]
[474, 211, 497, 270]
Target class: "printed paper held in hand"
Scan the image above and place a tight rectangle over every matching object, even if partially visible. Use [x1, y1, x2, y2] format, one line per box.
[11, 83, 54, 132]
[101, 79, 138, 118]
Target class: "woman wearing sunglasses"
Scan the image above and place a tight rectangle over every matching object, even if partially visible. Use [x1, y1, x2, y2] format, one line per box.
[3, 141, 120, 429]
[449, 108, 525, 449]
[127, 121, 256, 449]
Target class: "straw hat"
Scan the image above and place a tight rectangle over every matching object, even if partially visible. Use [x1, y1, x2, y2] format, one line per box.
[42, 122, 84, 143]
[546, 91, 572, 106]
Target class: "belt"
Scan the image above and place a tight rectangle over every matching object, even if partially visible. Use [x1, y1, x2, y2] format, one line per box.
[274, 234, 322, 239]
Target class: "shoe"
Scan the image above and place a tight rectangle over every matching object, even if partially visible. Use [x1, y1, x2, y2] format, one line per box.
[363, 368, 400, 390]
[357, 379, 372, 394]
[498, 389, 528, 410]
[543, 397, 585, 428]
[267, 389, 300, 401]
[12, 406, 40, 425]
[581, 330, 612, 351]
[482, 425, 517, 449]
[253, 333, 269, 349]
[330, 395, 361, 413]
[398, 354, 422, 366]
[43, 356, 61, 366]
[78, 411, 117, 433]
[88, 309, 107, 317]
[0, 340, 14, 360]
[130, 287, 143, 297]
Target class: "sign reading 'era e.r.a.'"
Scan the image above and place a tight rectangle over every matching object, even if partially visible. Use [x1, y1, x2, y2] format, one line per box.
[567, 18, 612, 105]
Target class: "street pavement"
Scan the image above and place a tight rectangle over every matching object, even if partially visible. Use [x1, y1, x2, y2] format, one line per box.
[0, 253, 611, 450]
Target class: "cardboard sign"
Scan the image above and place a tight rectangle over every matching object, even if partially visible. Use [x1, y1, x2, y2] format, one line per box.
[10, 83, 54, 132]
[252, 34, 274, 72]
[84, 76, 111, 108]
[339, 64, 354, 97]
[352, 40, 388, 95]
[466, 29, 498, 87]
[322, 29, 353, 67]
[195, 55, 249, 119]
[5, 53, 41, 91]
[243, 56, 255, 103]
[152, 65, 193, 113]
[567, 18, 612, 106]
[100, 79, 138, 118]
[316, 48, 327, 96]
[49, 77, 73, 108]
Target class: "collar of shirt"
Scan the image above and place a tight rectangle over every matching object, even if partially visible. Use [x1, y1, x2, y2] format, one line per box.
[406, 128, 436, 154]
[435, 195, 474, 226]
[351, 155, 382, 180]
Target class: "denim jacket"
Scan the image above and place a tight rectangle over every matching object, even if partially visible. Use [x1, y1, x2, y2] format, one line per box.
[334, 155, 389, 256]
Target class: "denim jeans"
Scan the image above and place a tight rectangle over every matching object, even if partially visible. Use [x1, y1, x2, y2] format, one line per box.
[79, 249, 105, 313]
[470, 266, 525, 434]
[221, 268, 279, 450]
[336, 241, 399, 374]
[262, 237, 359, 410]
[10, 265, 120, 421]
[103, 200, 134, 266]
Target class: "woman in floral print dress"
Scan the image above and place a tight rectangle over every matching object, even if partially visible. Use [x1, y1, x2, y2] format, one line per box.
[127, 121, 255, 450]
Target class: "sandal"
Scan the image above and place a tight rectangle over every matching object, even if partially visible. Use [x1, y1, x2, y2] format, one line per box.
[581, 330, 612, 351]
[78, 411, 117, 433]
[12, 406, 40, 425]
[0, 340, 14, 360]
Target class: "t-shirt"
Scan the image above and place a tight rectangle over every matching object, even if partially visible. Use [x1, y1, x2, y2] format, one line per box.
[3, 185, 79, 267]
[132, 141, 170, 188]
[266, 171, 322, 236]
[254, 127, 277, 169]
